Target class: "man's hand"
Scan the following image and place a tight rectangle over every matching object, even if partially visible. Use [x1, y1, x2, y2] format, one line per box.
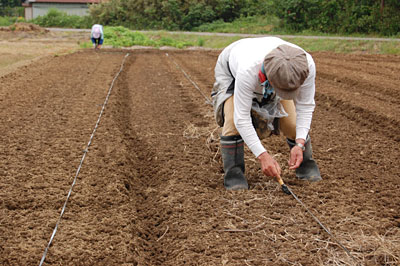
[289, 138, 305, 170]
[257, 152, 281, 178]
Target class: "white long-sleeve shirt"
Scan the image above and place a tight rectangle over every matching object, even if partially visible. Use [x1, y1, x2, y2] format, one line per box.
[226, 37, 316, 157]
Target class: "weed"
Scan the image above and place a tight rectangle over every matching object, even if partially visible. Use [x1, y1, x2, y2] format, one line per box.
[197, 38, 204, 47]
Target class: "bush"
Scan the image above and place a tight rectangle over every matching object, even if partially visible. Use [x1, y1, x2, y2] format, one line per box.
[0, 6, 24, 17]
[104, 26, 155, 47]
[0, 16, 24, 26]
[271, 0, 400, 36]
[32, 8, 93, 28]
[89, 0, 274, 31]
[181, 3, 216, 30]
[88, 0, 399, 36]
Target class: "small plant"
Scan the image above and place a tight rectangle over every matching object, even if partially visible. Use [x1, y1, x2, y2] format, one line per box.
[197, 38, 205, 47]
[80, 42, 92, 49]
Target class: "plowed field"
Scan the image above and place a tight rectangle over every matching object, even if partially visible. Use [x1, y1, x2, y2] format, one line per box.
[1, 48, 399, 265]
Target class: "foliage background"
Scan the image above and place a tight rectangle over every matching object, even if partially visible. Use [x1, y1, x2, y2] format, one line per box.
[88, 0, 400, 36]
[0, 0, 23, 16]
[1, 0, 399, 37]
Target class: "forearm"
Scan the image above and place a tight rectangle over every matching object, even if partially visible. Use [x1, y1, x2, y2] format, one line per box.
[233, 82, 266, 158]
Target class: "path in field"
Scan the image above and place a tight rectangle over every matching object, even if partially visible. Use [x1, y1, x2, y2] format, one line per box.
[0, 49, 399, 265]
[46, 28, 400, 42]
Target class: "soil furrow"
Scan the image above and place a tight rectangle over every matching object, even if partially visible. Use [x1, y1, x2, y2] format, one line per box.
[116, 50, 209, 265]
[315, 92, 400, 142]
[313, 53, 400, 80]
[316, 67, 400, 105]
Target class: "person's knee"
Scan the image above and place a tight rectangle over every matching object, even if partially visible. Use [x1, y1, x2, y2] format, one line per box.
[279, 118, 295, 139]
[284, 128, 296, 140]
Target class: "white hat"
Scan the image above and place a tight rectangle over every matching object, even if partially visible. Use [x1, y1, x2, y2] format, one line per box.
[93, 28, 101, 38]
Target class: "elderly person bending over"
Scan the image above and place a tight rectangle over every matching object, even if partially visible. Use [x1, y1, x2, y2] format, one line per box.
[212, 37, 322, 190]
[91, 24, 104, 49]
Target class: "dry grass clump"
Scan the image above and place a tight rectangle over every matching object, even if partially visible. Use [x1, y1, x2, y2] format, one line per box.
[183, 121, 220, 162]
[0, 23, 49, 33]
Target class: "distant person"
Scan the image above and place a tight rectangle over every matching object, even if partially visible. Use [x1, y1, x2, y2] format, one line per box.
[91, 24, 104, 49]
[212, 37, 321, 190]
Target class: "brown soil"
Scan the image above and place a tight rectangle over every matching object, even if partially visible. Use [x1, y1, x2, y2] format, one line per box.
[0, 30, 86, 77]
[0, 48, 399, 266]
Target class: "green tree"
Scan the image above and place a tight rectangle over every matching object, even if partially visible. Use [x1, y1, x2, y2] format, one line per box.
[0, 0, 23, 16]
[182, 2, 216, 30]
[88, 0, 400, 36]
[271, 0, 400, 36]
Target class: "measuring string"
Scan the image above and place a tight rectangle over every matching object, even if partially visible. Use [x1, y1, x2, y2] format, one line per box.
[165, 53, 213, 105]
[39, 53, 130, 266]
[166, 53, 358, 263]
[285, 185, 359, 263]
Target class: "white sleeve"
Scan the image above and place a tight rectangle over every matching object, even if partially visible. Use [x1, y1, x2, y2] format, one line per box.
[233, 70, 266, 157]
[294, 59, 316, 140]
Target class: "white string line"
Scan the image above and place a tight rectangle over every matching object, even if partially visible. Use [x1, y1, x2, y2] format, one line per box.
[285, 185, 359, 263]
[39, 53, 130, 266]
[165, 53, 213, 105]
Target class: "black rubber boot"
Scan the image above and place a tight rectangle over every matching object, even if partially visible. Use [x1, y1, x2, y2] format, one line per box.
[220, 135, 249, 190]
[287, 136, 322, 182]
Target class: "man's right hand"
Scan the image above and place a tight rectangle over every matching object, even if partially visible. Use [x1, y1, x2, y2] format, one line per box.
[257, 151, 281, 178]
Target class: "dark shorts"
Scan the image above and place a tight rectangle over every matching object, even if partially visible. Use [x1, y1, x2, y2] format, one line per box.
[91, 38, 103, 45]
